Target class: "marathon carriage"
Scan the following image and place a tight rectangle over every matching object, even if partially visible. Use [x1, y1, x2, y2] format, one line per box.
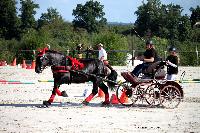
[116, 61, 184, 109]
[35, 47, 183, 108]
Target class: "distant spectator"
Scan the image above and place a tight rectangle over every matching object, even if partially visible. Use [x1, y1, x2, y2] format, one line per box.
[76, 44, 84, 59]
[97, 43, 107, 62]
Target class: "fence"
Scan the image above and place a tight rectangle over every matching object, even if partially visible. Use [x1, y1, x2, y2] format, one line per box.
[2, 49, 200, 66]
[0, 50, 200, 66]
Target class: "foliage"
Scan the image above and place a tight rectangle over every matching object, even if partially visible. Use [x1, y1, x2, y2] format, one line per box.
[19, 0, 39, 32]
[72, 0, 107, 33]
[0, 38, 19, 63]
[37, 7, 63, 29]
[0, 0, 200, 66]
[190, 6, 200, 27]
[92, 32, 129, 65]
[0, 0, 19, 39]
[134, 0, 192, 42]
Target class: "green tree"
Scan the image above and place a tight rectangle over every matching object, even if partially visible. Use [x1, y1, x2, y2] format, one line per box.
[92, 32, 128, 65]
[37, 7, 63, 29]
[190, 6, 200, 28]
[178, 15, 191, 42]
[0, 0, 19, 39]
[72, 0, 107, 33]
[165, 4, 182, 42]
[19, 0, 39, 32]
[134, 0, 162, 37]
[135, 0, 186, 42]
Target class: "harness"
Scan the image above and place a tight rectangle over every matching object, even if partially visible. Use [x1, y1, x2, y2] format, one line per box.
[52, 56, 84, 73]
[38, 47, 84, 73]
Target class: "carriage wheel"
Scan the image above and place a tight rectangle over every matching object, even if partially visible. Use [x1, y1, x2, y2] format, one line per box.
[145, 85, 160, 107]
[116, 82, 138, 106]
[159, 85, 181, 109]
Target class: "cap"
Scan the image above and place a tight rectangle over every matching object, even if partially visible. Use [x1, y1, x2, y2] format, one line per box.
[98, 43, 103, 47]
[78, 44, 82, 47]
[146, 40, 153, 45]
[169, 47, 176, 52]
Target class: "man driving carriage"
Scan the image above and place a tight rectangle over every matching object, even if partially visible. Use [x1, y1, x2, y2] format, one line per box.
[131, 40, 160, 77]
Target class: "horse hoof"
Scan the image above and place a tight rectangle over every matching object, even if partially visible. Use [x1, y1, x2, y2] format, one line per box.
[61, 91, 68, 97]
[82, 100, 89, 106]
[43, 100, 51, 107]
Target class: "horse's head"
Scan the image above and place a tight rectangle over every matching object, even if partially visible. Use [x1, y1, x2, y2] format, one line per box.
[35, 48, 71, 73]
[35, 47, 50, 73]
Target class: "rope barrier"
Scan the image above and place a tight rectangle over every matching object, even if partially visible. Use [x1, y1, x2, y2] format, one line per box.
[38, 80, 54, 82]
[176, 80, 200, 83]
[0, 80, 35, 84]
[0, 80, 20, 82]
[0, 82, 35, 84]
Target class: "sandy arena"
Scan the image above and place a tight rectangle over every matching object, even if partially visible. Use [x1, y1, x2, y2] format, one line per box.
[0, 66, 200, 133]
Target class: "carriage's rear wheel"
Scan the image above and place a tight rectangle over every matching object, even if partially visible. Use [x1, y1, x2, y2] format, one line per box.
[159, 85, 181, 109]
[116, 82, 137, 106]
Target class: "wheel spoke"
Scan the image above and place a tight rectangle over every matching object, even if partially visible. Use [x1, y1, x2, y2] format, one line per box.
[160, 85, 181, 109]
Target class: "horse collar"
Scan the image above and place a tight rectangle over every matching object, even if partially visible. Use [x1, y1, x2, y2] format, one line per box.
[38, 47, 49, 56]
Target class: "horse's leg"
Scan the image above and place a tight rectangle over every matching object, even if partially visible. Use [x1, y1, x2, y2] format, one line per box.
[99, 82, 110, 105]
[82, 80, 99, 105]
[56, 73, 70, 97]
[43, 80, 59, 107]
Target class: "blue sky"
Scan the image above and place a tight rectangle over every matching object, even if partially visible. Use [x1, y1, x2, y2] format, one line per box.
[19, 0, 200, 23]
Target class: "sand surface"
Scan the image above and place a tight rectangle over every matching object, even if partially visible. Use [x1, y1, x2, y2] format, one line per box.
[0, 66, 200, 133]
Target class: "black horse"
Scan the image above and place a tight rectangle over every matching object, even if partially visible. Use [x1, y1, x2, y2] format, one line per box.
[35, 48, 117, 107]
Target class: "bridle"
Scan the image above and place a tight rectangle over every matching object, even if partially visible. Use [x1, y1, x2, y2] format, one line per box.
[37, 47, 49, 72]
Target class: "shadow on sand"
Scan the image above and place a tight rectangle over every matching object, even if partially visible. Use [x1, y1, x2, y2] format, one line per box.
[0, 101, 164, 109]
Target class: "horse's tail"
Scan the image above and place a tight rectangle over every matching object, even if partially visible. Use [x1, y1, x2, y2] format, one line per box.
[106, 64, 114, 71]
[106, 68, 118, 90]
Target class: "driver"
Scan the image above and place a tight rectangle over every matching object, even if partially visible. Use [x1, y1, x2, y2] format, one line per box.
[131, 40, 159, 77]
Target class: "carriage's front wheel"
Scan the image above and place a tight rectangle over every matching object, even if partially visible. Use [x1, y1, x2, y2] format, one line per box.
[145, 85, 161, 107]
[159, 85, 181, 109]
[116, 82, 137, 106]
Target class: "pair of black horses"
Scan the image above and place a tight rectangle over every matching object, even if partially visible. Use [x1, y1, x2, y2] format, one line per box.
[35, 48, 118, 107]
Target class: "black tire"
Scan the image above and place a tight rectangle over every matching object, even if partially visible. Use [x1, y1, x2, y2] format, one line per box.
[116, 82, 138, 106]
[159, 85, 181, 109]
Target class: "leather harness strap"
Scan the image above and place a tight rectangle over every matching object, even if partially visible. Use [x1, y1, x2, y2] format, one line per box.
[52, 56, 84, 73]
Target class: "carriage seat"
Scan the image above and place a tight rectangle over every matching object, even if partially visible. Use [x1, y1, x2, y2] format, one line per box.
[142, 61, 166, 79]
[121, 72, 153, 85]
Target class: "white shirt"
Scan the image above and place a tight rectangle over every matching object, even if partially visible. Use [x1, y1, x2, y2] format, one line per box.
[98, 47, 107, 60]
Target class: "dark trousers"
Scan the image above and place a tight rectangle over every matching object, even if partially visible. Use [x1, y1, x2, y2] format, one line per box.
[131, 63, 150, 77]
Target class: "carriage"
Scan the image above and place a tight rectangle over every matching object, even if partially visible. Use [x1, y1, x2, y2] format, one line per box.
[35, 47, 184, 108]
[116, 61, 184, 109]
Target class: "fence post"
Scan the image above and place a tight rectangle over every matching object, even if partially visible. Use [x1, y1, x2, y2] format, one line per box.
[196, 49, 199, 66]
[164, 50, 167, 60]
[132, 50, 135, 66]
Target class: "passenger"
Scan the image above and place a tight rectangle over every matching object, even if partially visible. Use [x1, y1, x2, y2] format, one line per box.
[166, 46, 179, 80]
